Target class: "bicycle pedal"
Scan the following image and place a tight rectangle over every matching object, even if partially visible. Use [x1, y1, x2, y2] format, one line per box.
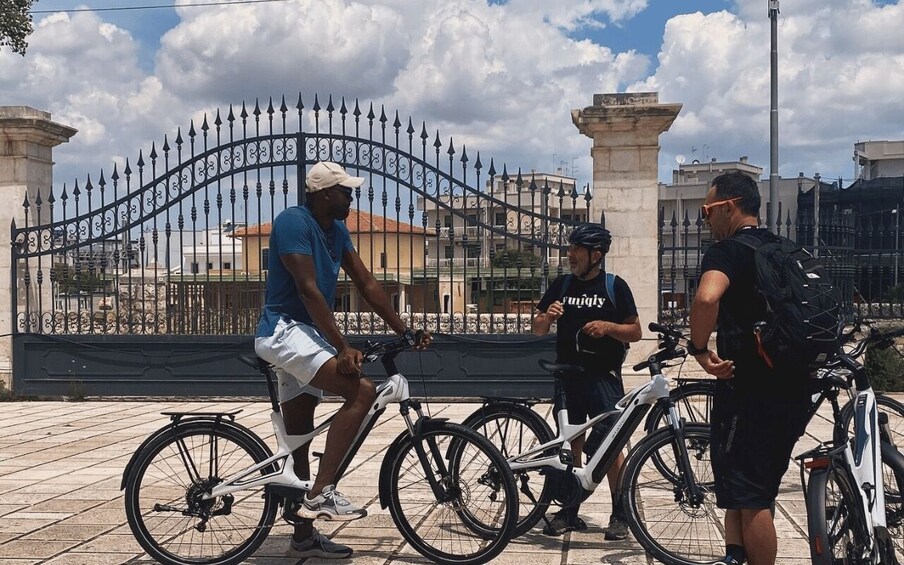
[281, 499, 305, 525]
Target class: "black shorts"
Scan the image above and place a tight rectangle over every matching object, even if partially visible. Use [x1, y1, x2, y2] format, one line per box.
[710, 380, 812, 509]
[553, 372, 624, 426]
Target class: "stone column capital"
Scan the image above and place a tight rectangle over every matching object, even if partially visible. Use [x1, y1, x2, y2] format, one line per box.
[0, 106, 78, 150]
[572, 93, 682, 145]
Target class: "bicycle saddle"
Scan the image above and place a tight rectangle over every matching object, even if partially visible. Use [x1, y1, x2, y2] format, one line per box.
[239, 354, 272, 373]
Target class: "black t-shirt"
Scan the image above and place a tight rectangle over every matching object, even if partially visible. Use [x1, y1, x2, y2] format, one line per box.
[700, 227, 808, 392]
[537, 272, 638, 374]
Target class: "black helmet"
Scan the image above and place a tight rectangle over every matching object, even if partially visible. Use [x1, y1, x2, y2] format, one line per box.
[568, 223, 611, 254]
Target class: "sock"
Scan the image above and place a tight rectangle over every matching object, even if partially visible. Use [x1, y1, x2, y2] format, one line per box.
[725, 543, 746, 564]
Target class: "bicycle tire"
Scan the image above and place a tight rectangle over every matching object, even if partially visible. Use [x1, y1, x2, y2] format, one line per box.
[881, 441, 904, 562]
[462, 402, 555, 537]
[644, 381, 716, 433]
[621, 423, 722, 565]
[838, 393, 904, 449]
[383, 420, 518, 565]
[806, 462, 872, 565]
[124, 420, 279, 565]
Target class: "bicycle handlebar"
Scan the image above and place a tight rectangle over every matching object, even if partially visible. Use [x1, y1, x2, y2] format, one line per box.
[632, 322, 687, 372]
[362, 330, 426, 362]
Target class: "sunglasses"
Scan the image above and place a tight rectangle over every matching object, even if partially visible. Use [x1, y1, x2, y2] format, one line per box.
[330, 185, 354, 199]
[701, 197, 741, 219]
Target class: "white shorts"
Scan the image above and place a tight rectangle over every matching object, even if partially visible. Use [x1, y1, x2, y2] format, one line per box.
[254, 318, 337, 404]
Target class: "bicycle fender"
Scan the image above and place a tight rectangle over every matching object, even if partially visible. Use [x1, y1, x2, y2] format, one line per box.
[120, 417, 272, 490]
[377, 418, 449, 509]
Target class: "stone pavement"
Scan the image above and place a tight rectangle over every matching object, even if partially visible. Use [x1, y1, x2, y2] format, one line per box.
[0, 395, 900, 564]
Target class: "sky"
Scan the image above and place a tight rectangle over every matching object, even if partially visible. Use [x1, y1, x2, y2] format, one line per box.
[3, 0, 904, 197]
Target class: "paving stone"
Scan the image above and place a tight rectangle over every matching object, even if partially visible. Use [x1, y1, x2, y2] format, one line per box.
[2, 397, 900, 563]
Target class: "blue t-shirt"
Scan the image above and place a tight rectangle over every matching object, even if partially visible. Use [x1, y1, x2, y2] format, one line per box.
[255, 205, 355, 337]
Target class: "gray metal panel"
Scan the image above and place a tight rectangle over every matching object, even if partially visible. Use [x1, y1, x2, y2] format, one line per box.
[13, 334, 558, 399]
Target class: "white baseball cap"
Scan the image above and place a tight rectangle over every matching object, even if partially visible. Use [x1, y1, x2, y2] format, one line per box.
[305, 161, 365, 192]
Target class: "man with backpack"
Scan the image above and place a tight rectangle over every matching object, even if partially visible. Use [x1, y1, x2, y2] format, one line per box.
[533, 223, 641, 539]
[689, 172, 837, 565]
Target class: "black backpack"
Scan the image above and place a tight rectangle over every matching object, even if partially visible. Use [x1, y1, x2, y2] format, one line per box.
[734, 232, 842, 370]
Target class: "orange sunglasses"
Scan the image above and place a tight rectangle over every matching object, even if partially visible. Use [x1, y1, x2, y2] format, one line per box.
[701, 197, 741, 219]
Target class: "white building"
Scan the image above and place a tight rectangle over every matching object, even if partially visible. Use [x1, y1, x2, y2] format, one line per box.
[854, 140, 904, 181]
[177, 221, 244, 275]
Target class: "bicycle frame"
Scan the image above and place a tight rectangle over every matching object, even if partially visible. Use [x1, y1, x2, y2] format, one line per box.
[801, 354, 892, 563]
[206, 371, 417, 501]
[509, 373, 679, 492]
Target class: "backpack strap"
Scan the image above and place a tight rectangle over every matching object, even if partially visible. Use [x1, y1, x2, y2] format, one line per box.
[605, 272, 617, 310]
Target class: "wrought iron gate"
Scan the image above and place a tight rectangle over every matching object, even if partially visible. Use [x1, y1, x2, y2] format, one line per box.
[12, 94, 593, 338]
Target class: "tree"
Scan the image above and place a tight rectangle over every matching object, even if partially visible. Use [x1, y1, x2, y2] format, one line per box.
[1, 1, 36, 56]
[491, 248, 541, 269]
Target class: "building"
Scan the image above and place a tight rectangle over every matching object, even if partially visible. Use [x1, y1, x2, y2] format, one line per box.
[231, 208, 427, 314]
[657, 156, 811, 309]
[178, 221, 244, 276]
[854, 140, 904, 181]
[415, 170, 588, 313]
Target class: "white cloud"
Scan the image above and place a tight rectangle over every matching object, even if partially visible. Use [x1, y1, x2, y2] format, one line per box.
[639, 1, 904, 182]
[3, 0, 901, 203]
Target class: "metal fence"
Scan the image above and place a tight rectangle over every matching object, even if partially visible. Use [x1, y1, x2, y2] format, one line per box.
[657, 201, 904, 325]
[11, 94, 591, 336]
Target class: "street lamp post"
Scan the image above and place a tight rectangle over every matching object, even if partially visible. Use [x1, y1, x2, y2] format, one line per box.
[893, 209, 900, 288]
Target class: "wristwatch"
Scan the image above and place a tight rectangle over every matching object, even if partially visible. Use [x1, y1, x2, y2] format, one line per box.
[686, 341, 710, 356]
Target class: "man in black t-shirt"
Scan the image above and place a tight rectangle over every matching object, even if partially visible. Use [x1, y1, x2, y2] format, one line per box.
[689, 172, 812, 565]
[534, 223, 641, 539]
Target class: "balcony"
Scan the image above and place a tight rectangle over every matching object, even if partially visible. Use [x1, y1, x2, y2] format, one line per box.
[426, 258, 483, 268]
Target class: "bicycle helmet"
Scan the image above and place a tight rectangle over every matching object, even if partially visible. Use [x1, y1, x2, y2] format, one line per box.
[568, 223, 612, 254]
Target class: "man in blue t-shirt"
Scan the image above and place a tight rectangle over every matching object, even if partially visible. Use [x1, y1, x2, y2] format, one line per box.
[255, 161, 430, 558]
[533, 223, 641, 539]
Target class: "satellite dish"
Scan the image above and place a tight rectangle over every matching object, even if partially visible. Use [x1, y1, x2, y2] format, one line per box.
[676, 154, 686, 165]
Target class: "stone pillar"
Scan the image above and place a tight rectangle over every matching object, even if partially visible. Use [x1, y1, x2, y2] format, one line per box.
[572, 93, 681, 367]
[0, 107, 77, 389]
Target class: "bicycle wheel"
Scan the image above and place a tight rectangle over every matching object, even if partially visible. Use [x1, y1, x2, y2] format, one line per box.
[462, 403, 554, 536]
[124, 421, 279, 565]
[806, 462, 872, 565]
[881, 442, 904, 562]
[621, 423, 722, 565]
[384, 421, 518, 565]
[644, 381, 716, 433]
[839, 393, 904, 448]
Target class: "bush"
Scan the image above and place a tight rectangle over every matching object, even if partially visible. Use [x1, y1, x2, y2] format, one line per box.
[864, 343, 904, 392]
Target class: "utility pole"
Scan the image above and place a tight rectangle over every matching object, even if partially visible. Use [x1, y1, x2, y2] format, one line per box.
[814, 172, 821, 257]
[894, 208, 900, 288]
[768, 0, 780, 232]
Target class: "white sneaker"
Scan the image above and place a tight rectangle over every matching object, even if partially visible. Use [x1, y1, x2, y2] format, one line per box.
[298, 484, 367, 521]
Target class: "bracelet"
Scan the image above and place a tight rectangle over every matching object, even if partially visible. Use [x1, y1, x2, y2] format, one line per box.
[686, 341, 710, 356]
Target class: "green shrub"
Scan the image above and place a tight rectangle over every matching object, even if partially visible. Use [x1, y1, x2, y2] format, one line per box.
[864, 343, 904, 392]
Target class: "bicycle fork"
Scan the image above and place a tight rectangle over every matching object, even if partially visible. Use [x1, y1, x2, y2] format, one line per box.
[663, 400, 706, 506]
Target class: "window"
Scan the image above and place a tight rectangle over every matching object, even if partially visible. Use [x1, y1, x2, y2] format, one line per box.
[444, 245, 454, 259]
[443, 215, 453, 228]
[190, 262, 199, 274]
[392, 293, 399, 311]
[380, 252, 386, 268]
[224, 262, 232, 270]
[260, 248, 270, 271]
[206, 262, 214, 270]
[466, 214, 478, 226]
[495, 212, 506, 226]
[466, 245, 480, 259]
